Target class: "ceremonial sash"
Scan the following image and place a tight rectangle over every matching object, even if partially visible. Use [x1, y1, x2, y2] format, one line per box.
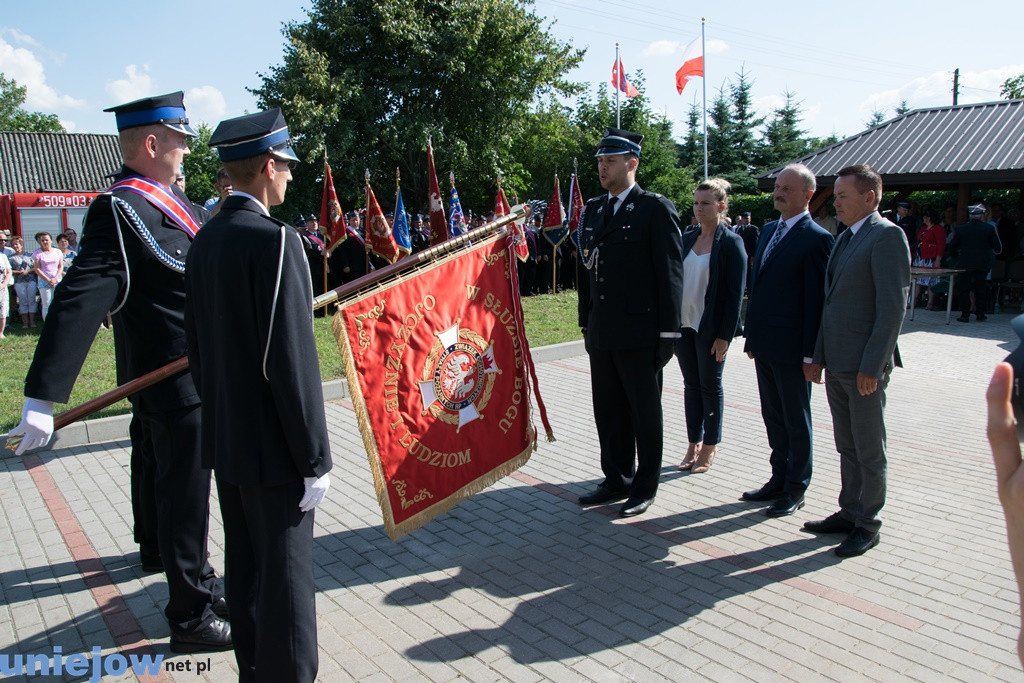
[108, 176, 202, 239]
[307, 232, 326, 250]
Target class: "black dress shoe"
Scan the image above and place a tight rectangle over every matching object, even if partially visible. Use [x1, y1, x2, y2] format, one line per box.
[976, 314, 988, 321]
[579, 485, 629, 506]
[619, 497, 654, 517]
[741, 483, 784, 502]
[139, 553, 163, 573]
[212, 597, 229, 621]
[834, 527, 880, 557]
[764, 494, 805, 518]
[802, 512, 855, 534]
[169, 618, 233, 654]
[956, 314, 970, 322]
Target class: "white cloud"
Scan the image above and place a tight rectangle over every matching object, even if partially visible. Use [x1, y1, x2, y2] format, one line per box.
[642, 38, 728, 58]
[0, 36, 84, 110]
[184, 85, 227, 127]
[105, 64, 155, 105]
[2, 28, 39, 48]
[60, 118, 77, 132]
[862, 64, 1024, 117]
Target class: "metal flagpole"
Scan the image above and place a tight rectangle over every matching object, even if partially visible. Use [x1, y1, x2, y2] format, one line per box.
[702, 18, 708, 180]
[615, 43, 621, 128]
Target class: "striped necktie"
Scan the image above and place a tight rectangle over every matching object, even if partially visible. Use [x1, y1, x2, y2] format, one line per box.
[760, 221, 786, 270]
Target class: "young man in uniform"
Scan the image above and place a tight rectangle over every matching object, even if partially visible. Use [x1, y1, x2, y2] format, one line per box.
[185, 109, 333, 683]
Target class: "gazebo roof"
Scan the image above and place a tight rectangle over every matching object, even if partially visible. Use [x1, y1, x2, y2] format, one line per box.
[757, 99, 1024, 190]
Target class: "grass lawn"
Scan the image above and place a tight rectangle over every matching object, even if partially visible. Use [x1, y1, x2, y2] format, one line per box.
[1, 290, 579, 432]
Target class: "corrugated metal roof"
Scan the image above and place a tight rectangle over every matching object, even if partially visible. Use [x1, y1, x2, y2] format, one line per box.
[0, 131, 122, 194]
[757, 99, 1024, 190]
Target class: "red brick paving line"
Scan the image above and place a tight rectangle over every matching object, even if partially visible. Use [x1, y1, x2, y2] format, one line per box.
[22, 452, 170, 682]
[510, 469, 924, 632]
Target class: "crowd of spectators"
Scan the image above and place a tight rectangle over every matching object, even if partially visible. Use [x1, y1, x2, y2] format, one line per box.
[1, 228, 80, 334]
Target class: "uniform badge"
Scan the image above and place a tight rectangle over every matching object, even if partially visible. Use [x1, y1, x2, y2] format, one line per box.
[625, 203, 635, 212]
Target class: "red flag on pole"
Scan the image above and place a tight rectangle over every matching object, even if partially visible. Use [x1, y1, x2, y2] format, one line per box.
[333, 233, 552, 539]
[567, 173, 585, 233]
[542, 174, 564, 230]
[496, 184, 529, 263]
[675, 37, 704, 95]
[365, 175, 401, 263]
[612, 56, 640, 97]
[320, 160, 346, 254]
[426, 139, 448, 245]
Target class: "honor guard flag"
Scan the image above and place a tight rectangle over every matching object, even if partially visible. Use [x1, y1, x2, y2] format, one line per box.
[568, 173, 585, 248]
[612, 55, 640, 97]
[426, 140, 448, 245]
[497, 186, 529, 263]
[392, 189, 412, 256]
[364, 178, 401, 263]
[448, 173, 468, 238]
[333, 233, 552, 539]
[320, 160, 346, 253]
[675, 37, 704, 95]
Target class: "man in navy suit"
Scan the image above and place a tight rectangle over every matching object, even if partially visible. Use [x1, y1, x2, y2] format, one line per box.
[742, 164, 834, 517]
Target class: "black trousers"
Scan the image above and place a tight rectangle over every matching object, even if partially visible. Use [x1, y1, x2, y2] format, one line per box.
[957, 269, 989, 315]
[754, 358, 813, 496]
[141, 403, 222, 632]
[129, 411, 159, 563]
[588, 347, 664, 499]
[217, 478, 318, 683]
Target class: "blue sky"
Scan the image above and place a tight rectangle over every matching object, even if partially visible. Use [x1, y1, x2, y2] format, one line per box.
[3, 1, 1022, 142]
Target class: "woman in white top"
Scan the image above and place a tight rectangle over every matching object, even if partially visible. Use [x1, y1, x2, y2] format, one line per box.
[675, 178, 747, 473]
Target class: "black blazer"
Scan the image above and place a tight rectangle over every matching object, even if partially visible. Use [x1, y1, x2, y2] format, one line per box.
[185, 196, 332, 485]
[680, 222, 746, 344]
[576, 184, 684, 351]
[743, 214, 834, 364]
[24, 166, 199, 412]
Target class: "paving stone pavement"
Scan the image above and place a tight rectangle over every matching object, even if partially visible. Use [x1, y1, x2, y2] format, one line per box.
[1, 308, 1021, 682]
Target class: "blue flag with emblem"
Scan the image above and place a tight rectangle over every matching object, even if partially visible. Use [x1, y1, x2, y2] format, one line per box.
[393, 189, 412, 255]
[448, 172, 468, 237]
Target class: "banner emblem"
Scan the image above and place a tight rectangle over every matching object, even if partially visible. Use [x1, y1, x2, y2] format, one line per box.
[419, 323, 499, 430]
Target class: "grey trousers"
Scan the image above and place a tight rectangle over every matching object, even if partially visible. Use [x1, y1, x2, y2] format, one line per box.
[824, 369, 890, 533]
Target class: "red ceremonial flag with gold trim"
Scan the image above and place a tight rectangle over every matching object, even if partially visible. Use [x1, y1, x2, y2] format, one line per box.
[333, 233, 551, 539]
[426, 140, 448, 245]
[320, 160, 346, 253]
[365, 178, 401, 263]
[495, 186, 529, 263]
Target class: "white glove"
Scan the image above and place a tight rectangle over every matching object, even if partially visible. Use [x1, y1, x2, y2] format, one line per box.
[9, 398, 55, 456]
[299, 473, 330, 512]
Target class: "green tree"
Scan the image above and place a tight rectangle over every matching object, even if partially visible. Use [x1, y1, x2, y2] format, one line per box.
[0, 73, 64, 133]
[679, 101, 704, 173]
[182, 123, 220, 206]
[895, 99, 911, 116]
[754, 91, 809, 171]
[1001, 74, 1024, 99]
[727, 66, 764, 193]
[865, 109, 886, 128]
[251, 0, 584, 218]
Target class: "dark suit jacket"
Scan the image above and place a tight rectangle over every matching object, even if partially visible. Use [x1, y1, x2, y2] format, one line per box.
[813, 212, 910, 377]
[184, 196, 332, 486]
[680, 222, 746, 344]
[577, 184, 684, 351]
[948, 219, 1002, 271]
[743, 214, 834, 364]
[24, 166, 199, 412]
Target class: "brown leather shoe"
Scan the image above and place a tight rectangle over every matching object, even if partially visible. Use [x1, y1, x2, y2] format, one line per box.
[691, 445, 717, 474]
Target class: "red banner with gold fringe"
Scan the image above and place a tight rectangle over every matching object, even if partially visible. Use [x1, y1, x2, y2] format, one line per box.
[333, 233, 546, 539]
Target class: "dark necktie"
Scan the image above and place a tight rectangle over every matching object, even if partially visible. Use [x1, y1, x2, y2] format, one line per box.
[828, 230, 853, 278]
[760, 221, 786, 270]
[604, 196, 618, 229]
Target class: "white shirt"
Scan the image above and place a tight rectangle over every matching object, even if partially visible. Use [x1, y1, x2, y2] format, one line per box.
[231, 190, 269, 216]
[606, 184, 635, 214]
[680, 250, 711, 331]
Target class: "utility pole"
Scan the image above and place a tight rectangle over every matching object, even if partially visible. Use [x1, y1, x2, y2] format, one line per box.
[952, 68, 960, 106]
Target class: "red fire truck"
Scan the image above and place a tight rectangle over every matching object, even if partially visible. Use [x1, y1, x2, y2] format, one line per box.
[0, 191, 102, 240]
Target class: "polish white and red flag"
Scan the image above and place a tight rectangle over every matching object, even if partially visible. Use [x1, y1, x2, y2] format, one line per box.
[675, 38, 704, 95]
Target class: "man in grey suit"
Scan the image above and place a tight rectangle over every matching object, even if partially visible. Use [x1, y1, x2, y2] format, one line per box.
[806, 164, 910, 558]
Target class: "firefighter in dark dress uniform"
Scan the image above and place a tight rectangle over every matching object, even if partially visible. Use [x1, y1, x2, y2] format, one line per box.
[185, 109, 333, 683]
[575, 127, 685, 517]
[9, 91, 231, 653]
